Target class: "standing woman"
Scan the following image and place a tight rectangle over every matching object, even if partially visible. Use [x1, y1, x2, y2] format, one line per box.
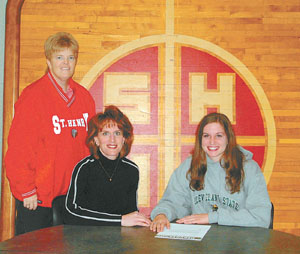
[64, 105, 150, 227]
[150, 112, 271, 232]
[5, 32, 95, 235]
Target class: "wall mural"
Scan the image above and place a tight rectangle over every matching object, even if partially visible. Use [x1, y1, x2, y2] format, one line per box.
[81, 37, 276, 215]
[3, 0, 285, 240]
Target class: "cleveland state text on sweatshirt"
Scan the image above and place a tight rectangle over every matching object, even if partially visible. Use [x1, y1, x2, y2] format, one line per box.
[151, 147, 271, 228]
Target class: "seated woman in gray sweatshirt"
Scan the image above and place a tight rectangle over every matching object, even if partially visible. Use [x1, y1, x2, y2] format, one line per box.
[150, 112, 271, 232]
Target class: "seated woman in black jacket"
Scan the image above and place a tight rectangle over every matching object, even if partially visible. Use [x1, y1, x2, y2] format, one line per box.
[64, 105, 150, 227]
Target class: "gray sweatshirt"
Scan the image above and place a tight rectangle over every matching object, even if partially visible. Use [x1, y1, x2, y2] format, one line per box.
[151, 147, 271, 228]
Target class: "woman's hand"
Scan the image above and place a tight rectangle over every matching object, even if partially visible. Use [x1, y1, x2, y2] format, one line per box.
[176, 213, 209, 225]
[150, 214, 170, 232]
[121, 211, 151, 227]
[23, 194, 38, 210]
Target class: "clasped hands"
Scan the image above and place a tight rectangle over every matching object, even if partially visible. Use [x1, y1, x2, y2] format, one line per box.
[149, 213, 209, 232]
[121, 211, 151, 227]
[22, 198, 206, 231]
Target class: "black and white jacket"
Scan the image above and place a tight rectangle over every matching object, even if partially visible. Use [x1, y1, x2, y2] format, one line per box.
[64, 151, 139, 226]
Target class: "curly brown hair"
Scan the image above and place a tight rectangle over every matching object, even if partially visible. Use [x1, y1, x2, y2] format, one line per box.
[86, 105, 134, 159]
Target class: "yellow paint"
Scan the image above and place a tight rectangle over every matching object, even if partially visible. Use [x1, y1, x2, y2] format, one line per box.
[130, 154, 150, 207]
[104, 72, 151, 124]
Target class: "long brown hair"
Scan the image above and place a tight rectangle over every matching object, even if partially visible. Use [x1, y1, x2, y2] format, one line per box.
[187, 113, 244, 194]
[86, 105, 133, 159]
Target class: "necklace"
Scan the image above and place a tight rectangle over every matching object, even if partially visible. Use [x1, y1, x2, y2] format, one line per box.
[97, 158, 120, 182]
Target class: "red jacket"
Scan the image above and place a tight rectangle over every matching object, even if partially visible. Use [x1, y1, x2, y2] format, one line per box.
[5, 73, 96, 207]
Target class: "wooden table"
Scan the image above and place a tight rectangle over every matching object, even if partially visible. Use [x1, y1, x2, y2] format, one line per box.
[0, 225, 299, 253]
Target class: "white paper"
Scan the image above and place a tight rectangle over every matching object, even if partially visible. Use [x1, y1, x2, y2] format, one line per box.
[155, 223, 211, 241]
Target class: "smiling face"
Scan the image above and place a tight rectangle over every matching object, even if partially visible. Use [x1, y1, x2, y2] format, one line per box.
[94, 124, 125, 160]
[46, 48, 76, 91]
[201, 122, 228, 162]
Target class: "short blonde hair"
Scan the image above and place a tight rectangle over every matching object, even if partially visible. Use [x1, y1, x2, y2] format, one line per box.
[44, 32, 79, 60]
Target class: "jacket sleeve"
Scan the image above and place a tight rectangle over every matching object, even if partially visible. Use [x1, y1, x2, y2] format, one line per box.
[87, 92, 96, 123]
[125, 167, 139, 214]
[209, 160, 272, 228]
[64, 159, 122, 226]
[151, 158, 192, 221]
[5, 89, 40, 200]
